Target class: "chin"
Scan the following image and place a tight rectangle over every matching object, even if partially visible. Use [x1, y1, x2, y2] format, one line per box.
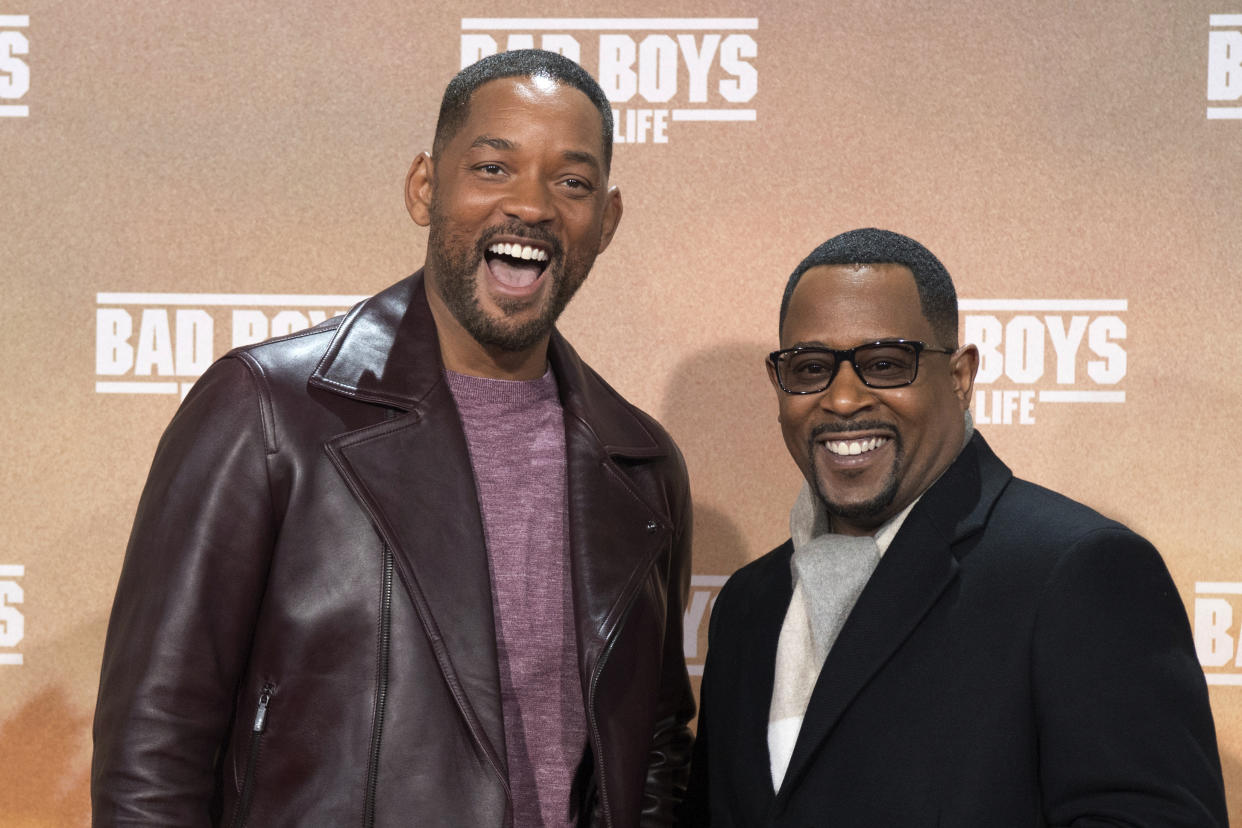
[816, 482, 900, 527]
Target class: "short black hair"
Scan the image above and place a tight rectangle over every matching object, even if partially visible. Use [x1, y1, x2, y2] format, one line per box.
[780, 228, 959, 348]
[432, 49, 614, 174]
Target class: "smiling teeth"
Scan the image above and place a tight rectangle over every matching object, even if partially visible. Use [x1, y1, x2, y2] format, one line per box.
[488, 242, 549, 262]
[824, 436, 889, 456]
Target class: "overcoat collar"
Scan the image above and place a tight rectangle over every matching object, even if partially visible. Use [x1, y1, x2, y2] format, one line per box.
[311, 271, 672, 802]
[774, 433, 1013, 802]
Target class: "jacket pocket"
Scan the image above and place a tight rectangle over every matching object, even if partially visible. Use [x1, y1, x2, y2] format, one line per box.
[231, 682, 274, 828]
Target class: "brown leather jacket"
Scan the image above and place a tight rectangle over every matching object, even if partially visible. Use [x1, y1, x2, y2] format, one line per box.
[92, 273, 695, 827]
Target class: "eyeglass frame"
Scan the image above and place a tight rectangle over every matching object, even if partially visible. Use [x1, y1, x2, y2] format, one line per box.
[767, 339, 957, 394]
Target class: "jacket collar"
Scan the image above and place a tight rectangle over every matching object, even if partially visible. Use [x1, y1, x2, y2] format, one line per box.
[310, 270, 665, 461]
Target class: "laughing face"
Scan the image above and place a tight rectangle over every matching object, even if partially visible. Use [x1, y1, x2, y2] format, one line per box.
[407, 75, 622, 375]
[770, 263, 978, 536]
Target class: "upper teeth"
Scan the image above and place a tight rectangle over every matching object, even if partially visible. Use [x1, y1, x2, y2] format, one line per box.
[824, 436, 888, 456]
[488, 242, 549, 262]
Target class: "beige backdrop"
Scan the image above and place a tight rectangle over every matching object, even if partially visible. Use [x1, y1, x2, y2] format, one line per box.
[3, 1, 1241, 823]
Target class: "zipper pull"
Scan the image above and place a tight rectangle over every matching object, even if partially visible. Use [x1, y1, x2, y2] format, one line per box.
[253, 685, 273, 733]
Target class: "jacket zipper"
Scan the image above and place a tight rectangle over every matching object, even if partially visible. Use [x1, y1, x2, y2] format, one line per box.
[232, 682, 274, 828]
[586, 589, 645, 828]
[363, 546, 394, 827]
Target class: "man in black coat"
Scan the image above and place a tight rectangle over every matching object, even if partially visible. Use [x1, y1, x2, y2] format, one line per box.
[681, 228, 1226, 826]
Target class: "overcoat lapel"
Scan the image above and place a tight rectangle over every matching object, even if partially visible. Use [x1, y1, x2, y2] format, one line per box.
[737, 545, 794, 816]
[778, 435, 1008, 799]
[313, 274, 508, 782]
[777, 511, 960, 798]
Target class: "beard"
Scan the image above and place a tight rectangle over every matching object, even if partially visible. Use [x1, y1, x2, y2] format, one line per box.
[425, 205, 597, 353]
[808, 422, 904, 525]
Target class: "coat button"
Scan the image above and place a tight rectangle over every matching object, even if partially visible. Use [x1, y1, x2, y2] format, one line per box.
[645, 520, 657, 533]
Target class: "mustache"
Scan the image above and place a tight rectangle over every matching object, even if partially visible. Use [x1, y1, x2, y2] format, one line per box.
[810, 421, 897, 440]
[477, 221, 563, 262]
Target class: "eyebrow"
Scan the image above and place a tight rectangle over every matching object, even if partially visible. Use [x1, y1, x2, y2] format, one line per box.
[469, 135, 515, 152]
[560, 149, 602, 172]
[785, 338, 904, 350]
[467, 135, 602, 174]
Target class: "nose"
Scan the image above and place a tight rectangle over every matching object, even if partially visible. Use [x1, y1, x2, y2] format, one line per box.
[818, 359, 875, 417]
[498, 173, 555, 225]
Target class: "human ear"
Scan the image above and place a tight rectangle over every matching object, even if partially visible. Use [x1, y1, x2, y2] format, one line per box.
[766, 356, 786, 396]
[405, 152, 434, 227]
[595, 186, 623, 254]
[765, 358, 787, 422]
[949, 344, 979, 408]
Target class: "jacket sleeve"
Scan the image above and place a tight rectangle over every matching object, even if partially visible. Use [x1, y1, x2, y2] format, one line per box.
[92, 357, 278, 827]
[638, 453, 697, 827]
[1033, 527, 1228, 827]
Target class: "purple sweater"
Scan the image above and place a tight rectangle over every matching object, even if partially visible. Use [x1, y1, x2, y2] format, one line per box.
[445, 367, 586, 828]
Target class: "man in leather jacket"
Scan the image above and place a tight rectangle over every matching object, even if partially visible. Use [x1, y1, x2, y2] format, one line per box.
[92, 50, 694, 827]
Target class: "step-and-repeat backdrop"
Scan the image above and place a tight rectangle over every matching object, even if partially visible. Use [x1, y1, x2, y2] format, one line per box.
[3, 1, 1241, 822]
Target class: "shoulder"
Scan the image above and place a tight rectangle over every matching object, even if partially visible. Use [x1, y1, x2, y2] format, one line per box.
[715, 541, 793, 616]
[557, 337, 688, 473]
[974, 476, 1177, 623]
[989, 475, 1143, 550]
[624, 399, 685, 467]
[225, 313, 346, 390]
[945, 434, 1148, 557]
[166, 315, 346, 444]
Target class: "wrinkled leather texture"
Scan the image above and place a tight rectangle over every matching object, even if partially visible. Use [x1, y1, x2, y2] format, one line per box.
[92, 273, 695, 827]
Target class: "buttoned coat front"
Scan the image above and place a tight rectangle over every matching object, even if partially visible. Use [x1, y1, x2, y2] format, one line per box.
[682, 434, 1225, 827]
[92, 273, 695, 827]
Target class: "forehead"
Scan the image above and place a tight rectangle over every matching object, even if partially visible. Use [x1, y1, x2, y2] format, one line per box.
[782, 263, 934, 348]
[450, 75, 605, 158]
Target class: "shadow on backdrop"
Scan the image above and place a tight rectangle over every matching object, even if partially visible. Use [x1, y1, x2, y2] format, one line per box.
[0, 685, 92, 826]
[660, 340, 802, 580]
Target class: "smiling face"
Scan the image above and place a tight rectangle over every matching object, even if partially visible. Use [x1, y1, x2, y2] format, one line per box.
[770, 263, 978, 536]
[407, 74, 622, 378]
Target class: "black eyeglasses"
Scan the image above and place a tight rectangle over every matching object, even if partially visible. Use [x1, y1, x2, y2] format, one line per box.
[768, 340, 955, 394]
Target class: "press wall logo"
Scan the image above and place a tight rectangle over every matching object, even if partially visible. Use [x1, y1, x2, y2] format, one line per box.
[0, 14, 28, 118]
[0, 565, 24, 666]
[683, 574, 727, 676]
[1193, 581, 1242, 684]
[1208, 14, 1242, 119]
[95, 292, 364, 398]
[460, 17, 757, 145]
[961, 299, 1127, 426]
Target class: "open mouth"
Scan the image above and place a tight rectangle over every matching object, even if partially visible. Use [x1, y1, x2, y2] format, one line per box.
[484, 240, 552, 291]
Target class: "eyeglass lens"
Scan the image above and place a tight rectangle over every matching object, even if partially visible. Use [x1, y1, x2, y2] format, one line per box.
[781, 343, 919, 391]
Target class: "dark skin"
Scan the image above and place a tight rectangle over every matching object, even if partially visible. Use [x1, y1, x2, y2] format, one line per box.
[405, 75, 623, 380]
[769, 263, 979, 535]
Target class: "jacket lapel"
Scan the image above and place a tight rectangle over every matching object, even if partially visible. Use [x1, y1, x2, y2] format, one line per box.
[314, 273, 509, 779]
[308, 272, 685, 790]
[550, 334, 674, 682]
[326, 393, 507, 777]
[777, 434, 1010, 799]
